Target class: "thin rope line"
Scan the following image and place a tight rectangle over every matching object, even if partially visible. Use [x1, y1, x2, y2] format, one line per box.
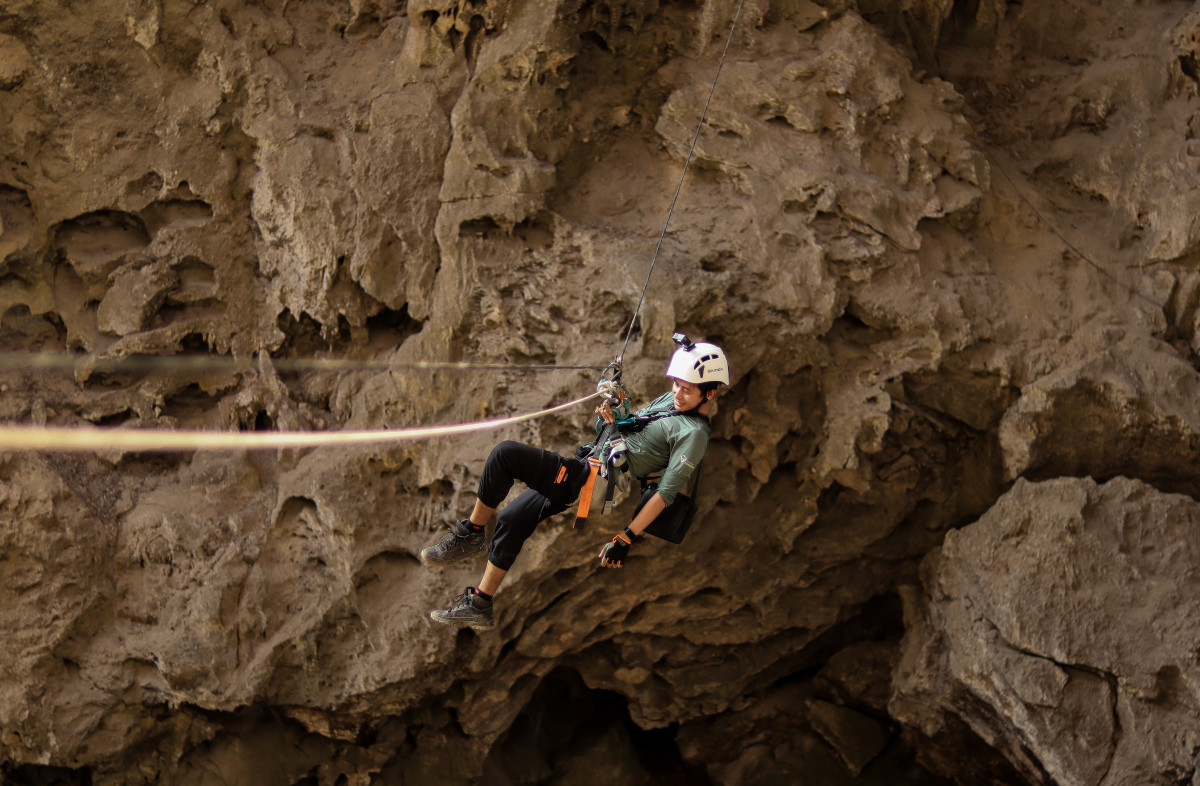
[986, 149, 1162, 309]
[0, 352, 608, 375]
[619, 0, 748, 361]
[0, 392, 601, 453]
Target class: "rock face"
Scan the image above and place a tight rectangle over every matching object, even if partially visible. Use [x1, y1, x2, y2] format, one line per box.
[892, 476, 1200, 786]
[1, 0, 1199, 784]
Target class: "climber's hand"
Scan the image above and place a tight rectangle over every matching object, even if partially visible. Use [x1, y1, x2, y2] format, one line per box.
[598, 527, 636, 568]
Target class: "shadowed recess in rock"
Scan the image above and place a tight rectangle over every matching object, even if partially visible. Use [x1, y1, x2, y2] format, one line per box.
[480, 666, 712, 785]
[0, 763, 93, 786]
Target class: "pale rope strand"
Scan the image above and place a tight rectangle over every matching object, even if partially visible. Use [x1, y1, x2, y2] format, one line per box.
[0, 393, 600, 453]
[0, 352, 608, 374]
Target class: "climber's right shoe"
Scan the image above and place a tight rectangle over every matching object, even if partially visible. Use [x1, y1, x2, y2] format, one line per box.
[429, 587, 495, 630]
[420, 519, 486, 565]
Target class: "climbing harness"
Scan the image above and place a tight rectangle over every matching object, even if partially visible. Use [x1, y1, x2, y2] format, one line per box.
[574, 404, 710, 536]
[614, 405, 709, 434]
[571, 356, 630, 527]
[573, 421, 623, 528]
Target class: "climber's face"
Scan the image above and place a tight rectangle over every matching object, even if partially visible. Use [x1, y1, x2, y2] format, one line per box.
[672, 378, 706, 412]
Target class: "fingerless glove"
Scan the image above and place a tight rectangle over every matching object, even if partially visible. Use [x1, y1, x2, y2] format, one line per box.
[598, 527, 637, 568]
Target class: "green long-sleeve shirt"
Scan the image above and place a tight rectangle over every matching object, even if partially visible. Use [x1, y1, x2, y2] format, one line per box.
[620, 392, 710, 505]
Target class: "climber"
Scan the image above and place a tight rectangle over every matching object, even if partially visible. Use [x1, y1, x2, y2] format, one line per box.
[421, 335, 731, 631]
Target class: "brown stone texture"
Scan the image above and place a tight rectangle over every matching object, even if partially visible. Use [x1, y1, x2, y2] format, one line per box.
[892, 476, 1200, 786]
[1, 0, 1199, 783]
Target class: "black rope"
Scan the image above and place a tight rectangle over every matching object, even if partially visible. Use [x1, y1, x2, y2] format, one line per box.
[618, 0, 749, 362]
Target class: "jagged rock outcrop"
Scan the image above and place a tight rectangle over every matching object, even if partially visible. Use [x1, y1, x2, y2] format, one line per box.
[892, 476, 1200, 786]
[1, 0, 1200, 783]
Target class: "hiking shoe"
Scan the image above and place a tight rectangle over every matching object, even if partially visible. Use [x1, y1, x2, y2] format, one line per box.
[420, 519, 486, 565]
[429, 587, 495, 630]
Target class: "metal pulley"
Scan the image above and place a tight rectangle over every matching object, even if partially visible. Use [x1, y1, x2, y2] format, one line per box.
[596, 357, 626, 406]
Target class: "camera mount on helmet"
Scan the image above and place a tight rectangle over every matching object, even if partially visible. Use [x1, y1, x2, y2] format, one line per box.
[672, 333, 696, 352]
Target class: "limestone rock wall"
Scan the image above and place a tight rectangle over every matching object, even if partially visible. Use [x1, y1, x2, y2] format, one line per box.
[892, 476, 1200, 786]
[1, 0, 1199, 783]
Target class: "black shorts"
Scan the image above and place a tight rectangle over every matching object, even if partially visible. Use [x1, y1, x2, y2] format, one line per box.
[477, 440, 590, 570]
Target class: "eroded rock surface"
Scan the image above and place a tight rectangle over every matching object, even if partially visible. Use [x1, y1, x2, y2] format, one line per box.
[1, 0, 1199, 783]
[892, 476, 1200, 786]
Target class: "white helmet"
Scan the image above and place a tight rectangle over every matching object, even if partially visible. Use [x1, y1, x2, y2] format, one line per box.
[666, 335, 730, 386]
